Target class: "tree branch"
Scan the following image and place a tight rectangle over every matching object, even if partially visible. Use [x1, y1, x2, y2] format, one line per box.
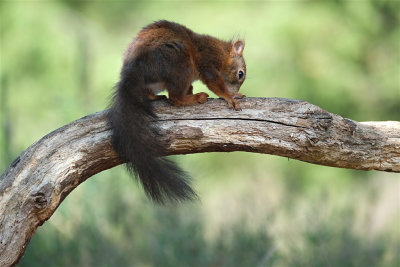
[1, 97, 399, 266]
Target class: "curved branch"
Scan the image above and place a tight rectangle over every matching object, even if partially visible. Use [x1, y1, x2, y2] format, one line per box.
[0, 97, 399, 266]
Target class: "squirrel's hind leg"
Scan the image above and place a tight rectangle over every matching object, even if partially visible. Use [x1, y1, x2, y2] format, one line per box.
[168, 85, 208, 106]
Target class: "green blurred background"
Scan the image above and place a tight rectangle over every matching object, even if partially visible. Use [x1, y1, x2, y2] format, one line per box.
[1, 0, 399, 266]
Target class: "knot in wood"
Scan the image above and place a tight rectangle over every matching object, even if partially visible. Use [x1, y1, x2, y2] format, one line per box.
[311, 113, 333, 131]
[31, 192, 48, 210]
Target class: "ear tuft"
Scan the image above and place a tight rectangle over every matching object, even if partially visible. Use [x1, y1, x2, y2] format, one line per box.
[231, 39, 245, 56]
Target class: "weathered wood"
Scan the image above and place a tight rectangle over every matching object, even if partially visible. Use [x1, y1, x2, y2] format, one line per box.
[0, 97, 399, 266]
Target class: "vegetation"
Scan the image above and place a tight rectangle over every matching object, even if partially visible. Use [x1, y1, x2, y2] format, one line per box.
[1, 1, 399, 266]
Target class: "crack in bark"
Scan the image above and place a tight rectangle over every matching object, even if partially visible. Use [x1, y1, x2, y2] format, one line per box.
[158, 117, 308, 129]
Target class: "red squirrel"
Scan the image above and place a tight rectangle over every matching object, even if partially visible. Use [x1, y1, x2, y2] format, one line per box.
[108, 20, 246, 203]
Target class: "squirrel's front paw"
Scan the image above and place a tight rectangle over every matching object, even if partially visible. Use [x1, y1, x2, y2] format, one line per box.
[228, 99, 241, 111]
[233, 101, 242, 111]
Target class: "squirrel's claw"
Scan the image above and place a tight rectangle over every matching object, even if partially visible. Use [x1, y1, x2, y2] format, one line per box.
[228, 98, 241, 111]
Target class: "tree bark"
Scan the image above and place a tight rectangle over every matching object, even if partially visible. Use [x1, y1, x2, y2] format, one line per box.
[0, 97, 399, 266]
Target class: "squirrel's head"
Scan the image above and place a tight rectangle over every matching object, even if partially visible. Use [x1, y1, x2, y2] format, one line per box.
[222, 39, 246, 94]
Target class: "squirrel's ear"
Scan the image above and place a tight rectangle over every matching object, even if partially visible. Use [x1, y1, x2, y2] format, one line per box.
[231, 39, 245, 56]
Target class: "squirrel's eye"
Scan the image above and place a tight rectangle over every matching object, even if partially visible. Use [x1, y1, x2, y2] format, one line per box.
[238, 70, 244, 80]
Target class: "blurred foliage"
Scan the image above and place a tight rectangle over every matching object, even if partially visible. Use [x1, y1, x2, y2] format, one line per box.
[0, 0, 399, 266]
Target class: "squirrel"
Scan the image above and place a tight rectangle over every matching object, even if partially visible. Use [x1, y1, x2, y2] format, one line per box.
[107, 20, 246, 204]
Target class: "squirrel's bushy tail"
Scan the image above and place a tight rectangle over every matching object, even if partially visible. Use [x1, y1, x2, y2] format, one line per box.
[108, 68, 197, 204]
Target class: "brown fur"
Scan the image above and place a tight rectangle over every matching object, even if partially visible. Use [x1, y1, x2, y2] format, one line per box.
[124, 20, 246, 110]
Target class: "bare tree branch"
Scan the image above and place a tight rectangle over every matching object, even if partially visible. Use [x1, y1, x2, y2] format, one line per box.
[1, 97, 399, 266]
